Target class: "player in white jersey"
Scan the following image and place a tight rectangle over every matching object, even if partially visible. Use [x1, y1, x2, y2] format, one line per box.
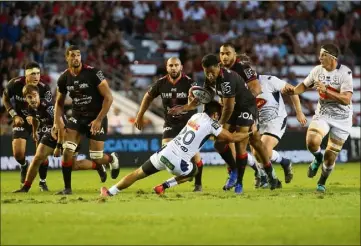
[100, 101, 255, 196]
[252, 74, 307, 187]
[283, 44, 353, 192]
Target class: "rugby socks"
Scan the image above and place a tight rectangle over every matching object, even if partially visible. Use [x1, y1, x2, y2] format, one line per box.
[38, 159, 49, 182]
[22, 180, 32, 191]
[263, 162, 277, 179]
[247, 153, 259, 176]
[194, 160, 203, 186]
[236, 153, 248, 184]
[219, 145, 237, 171]
[61, 160, 73, 189]
[312, 147, 323, 166]
[271, 150, 283, 163]
[17, 158, 26, 167]
[318, 163, 335, 185]
[162, 177, 178, 190]
[108, 185, 120, 196]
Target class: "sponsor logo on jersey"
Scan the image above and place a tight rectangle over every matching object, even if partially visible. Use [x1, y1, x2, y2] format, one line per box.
[318, 74, 325, 81]
[162, 93, 172, 98]
[211, 121, 220, 130]
[244, 68, 255, 79]
[44, 91, 52, 102]
[238, 112, 253, 120]
[163, 127, 172, 132]
[13, 127, 25, 132]
[96, 70, 105, 81]
[15, 95, 26, 102]
[79, 83, 89, 89]
[187, 121, 200, 131]
[176, 92, 187, 98]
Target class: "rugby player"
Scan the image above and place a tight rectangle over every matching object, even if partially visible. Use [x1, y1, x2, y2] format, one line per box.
[134, 57, 204, 192]
[283, 44, 353, 192]
[101, 101, 255, 196]
[53, 45, 120, 195]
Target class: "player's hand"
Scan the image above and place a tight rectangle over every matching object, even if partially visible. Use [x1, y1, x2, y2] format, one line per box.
[134, 115, 144, 130]
[168, 105, 185, 116]
[26, 116, 33, 125]
[32, 132, 39, 142]
[296, 112, 307, 126]
[281, 84, 295, 95]
[89, 118, 102, 135]
[53, 147, 62, 157]
[13, 116, 24, 126]
[315, 81, 327, 94]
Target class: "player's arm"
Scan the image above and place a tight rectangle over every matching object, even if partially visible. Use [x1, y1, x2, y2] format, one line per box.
[96, 80, 113, 121]
[53, 89, 66, 128]
[289, 93, 307, 126]
[2, 79, 23, 124]
[136, 92, 155, 118]
[247, 79, 262, 97]
[31, 116, 40, 142]
[219, 97, 234, 125]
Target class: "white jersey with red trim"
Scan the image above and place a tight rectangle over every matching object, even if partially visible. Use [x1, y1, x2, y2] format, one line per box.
[303, 64, 353, 125]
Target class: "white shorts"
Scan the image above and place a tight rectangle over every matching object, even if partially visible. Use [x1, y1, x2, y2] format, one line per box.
[309, 115, 351, 141]
[258, 116, 287, 141]
[149, 147, 194, 176]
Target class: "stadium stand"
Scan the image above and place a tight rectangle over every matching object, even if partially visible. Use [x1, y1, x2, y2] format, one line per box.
[1, 1, 360, 135]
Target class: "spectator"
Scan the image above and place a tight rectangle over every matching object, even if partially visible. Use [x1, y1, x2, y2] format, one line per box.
[296, 26, 315, 54]
[24, 7, 41, 31]
[316, 24, 336, 44]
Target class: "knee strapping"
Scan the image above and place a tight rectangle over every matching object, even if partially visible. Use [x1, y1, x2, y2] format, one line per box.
[326, 142, 342, 154]
[63, 141, 78, 152]
[90, 150, 104, 159]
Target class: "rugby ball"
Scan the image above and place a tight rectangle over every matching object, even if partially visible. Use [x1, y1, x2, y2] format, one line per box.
[190, 86, 214, 104]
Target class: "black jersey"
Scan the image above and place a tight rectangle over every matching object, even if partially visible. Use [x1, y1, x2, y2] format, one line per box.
[28, 99, 54, 134]
[57, 64, 105, 118]
[207, 68, 256, 114]
[148, 73, 197, 125]
[3, 76, 52, 118]
[229, 58, 257, 83]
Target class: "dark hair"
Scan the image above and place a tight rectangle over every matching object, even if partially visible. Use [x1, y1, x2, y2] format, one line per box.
[204, 100, 222, 116]
[65, 45, 81, 57]
[201, 54, 219, 68]
[220, 43, 236, 50]
[22, 84, 39, 96]
[321, 44, 339, 58]
[25, 61, 40, 70]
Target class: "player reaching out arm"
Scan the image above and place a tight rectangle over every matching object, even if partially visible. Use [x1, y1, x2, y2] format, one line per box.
[282, 43, 353, 192]
[100, 101, 255, 197]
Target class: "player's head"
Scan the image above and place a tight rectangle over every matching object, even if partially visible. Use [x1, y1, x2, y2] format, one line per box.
[319, 44, 339, 69]
[203, 100, 222, 120]
[166, 57, 182, 79]
[25, 62, 41, 85]
[202, 54, 220, 84]
[219, 43, 237, 67]
[22, 84, 40, 109]
[65, 45, 82, 69]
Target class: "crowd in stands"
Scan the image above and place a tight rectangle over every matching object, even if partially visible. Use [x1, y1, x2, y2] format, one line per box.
[1, 1, 360, 135]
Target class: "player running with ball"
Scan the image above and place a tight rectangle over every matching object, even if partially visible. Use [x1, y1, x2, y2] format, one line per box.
[283, 44, 353, 192]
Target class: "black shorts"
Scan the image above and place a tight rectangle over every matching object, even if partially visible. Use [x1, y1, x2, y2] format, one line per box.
[12, 121, 32, 140]
[227, 107, 258, 127]
[162, 121, 187, 139]
[39, 133, 57, 149]
[66, 116, 108, 141]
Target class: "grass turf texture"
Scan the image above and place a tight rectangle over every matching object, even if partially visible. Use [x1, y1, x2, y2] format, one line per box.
[1, 163, 360, 245]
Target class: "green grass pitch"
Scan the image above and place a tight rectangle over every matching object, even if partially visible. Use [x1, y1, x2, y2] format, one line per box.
[1, 163, 360, 245]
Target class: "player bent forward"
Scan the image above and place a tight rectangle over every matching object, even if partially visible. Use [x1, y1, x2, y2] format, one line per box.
[13, 85, 108, 193]
[283, 44, 353, 192]
[101, 101, 255, 196]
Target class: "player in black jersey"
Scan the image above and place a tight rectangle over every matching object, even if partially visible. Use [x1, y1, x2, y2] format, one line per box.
[2, 62, 52, 189]
[177, 54, 281, 193]
[13, 85, 108, 193]
[219, 44, 294, 188]
[52, 45, 120, 195]
[134, 57, 204, 192]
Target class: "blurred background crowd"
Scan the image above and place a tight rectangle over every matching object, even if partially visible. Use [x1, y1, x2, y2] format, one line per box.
[1, 1, 360, 135]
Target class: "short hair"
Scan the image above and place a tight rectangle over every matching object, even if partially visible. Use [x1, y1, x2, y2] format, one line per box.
[22, 84, 39, 96]
[25, 61, 40, 70]
[204, 100, 222, 116]
[321, 44, 339, 58]
[65, 45, 81, 57]
[220, 43, 236, 50]
[201, 54, 219, 68]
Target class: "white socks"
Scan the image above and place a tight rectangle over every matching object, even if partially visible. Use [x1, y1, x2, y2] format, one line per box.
[108, 185, 120, 195]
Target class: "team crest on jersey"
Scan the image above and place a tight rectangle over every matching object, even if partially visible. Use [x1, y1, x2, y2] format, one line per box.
[244, 68, 254, 79]
[221, 82, 231, 94]
[256, 98, 267, 109]
[331, 75, 340, 86]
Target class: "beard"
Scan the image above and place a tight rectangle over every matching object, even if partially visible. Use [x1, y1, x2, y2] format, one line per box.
[169, 71, 181, 79]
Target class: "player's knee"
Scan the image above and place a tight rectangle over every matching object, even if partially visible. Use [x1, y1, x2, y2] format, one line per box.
[90, 150, 104, 163]
[13, 152, 25, 162]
